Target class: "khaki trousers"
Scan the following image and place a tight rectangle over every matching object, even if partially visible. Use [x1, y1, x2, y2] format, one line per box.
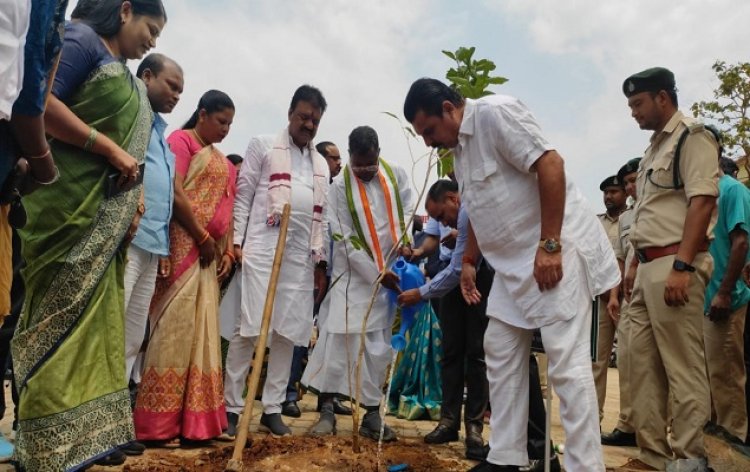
[593, 296, 616, 421]
[630, 253, 711, 470]
[615, 300, 635, 433]
[704, 304, 748, 440]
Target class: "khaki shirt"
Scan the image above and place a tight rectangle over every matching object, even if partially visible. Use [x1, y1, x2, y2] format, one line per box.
[598, 212, 620, 250]
[630, 111, 719, 249]
[614, 208, 635, 268]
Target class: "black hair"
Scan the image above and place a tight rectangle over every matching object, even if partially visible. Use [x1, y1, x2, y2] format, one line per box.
[316, 141, 335, 158]
[348, 126, 379, 158]
[71, 0, 100, 20]
[719, 157, 739, 176]
[226, 154, 243, 166]
[289, 85, 327, 114]
[182, 90, 235, 129]
[426, 179, 459, 203]
[403, 78, 464, 123]
[136, 52, 181, 79]
[84, 0, 167, 38]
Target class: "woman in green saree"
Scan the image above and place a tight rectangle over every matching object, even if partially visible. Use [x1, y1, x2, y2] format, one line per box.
[12, 1, 167, 470]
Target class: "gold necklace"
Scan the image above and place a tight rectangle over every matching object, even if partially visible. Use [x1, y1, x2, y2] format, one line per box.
[192, 129, 210, 148]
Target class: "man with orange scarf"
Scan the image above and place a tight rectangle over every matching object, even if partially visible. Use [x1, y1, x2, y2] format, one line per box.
[302, 125, 413, 440]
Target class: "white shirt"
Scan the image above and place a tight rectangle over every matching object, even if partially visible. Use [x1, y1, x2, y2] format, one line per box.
[454, 96, 620, 328]
[0, 0, 31, 120]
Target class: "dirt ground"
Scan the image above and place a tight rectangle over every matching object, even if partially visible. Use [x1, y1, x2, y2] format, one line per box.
[2, 368, 750, 471]
[120, 436, 464, 472]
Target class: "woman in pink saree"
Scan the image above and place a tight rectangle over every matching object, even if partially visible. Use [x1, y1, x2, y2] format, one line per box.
[134, 90, 236, 443]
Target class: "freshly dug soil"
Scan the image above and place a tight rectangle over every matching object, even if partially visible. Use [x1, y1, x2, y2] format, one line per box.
[122, 435, 465, 472]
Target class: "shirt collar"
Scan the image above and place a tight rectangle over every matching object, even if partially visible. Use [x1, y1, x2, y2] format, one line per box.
[458, 99, 476, 137]
[152, 113, 168, 134]
[650, 110, 684, 145]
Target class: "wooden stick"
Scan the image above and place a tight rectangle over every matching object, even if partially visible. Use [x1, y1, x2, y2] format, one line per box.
[225, 204, 291, 472]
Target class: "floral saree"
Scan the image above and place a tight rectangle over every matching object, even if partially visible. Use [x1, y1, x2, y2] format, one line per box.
[133, 134, 234, 441]
[13, 61, 150, 471]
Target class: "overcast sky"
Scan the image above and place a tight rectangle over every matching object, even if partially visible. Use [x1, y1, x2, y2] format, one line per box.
[67, 0, 749, 212]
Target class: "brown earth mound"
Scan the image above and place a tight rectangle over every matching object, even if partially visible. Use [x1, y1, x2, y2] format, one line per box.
[122, 436, 465, 472]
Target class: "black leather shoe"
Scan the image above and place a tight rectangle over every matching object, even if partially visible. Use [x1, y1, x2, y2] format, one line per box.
[94, 449, 127, 466]
[281, 400, 302, 418]
[519, 455, 561, 472]
[119, 441, 145, 456]
[601, 428, 637, 447]
[260, 413, 292, 436]
[424, 423, 459, 444]
[465, 422, 484, 450]
[333, 397, 353, 415]
[466, 444, 490, 461]
[467, 461, 519, 471]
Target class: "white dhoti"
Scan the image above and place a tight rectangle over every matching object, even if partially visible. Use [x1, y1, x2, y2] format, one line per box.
[302, 323, 392, 407]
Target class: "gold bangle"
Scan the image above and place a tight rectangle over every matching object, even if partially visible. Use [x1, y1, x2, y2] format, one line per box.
[84, 127, 98, 152]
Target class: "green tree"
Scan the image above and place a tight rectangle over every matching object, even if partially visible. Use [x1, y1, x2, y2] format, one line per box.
[438, 47, 508, 176]
[691, 60, 750, 158]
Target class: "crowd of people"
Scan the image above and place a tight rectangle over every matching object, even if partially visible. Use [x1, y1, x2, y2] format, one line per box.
[1, 1, 749, 472]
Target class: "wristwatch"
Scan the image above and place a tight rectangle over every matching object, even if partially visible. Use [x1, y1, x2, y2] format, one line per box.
[672, 259, 696, 272]
[538, 238, 561, 253]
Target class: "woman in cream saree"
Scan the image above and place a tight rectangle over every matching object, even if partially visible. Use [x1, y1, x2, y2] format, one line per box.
[134, 90, 236, 443]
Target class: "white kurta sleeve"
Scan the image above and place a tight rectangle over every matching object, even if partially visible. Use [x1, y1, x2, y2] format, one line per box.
[491, 98, 553, 174]
[329, 182, 381, 283]
[233, 137, 267, 246]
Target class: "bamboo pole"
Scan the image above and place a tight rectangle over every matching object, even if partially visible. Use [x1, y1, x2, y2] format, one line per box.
[225, 204, 291, 472]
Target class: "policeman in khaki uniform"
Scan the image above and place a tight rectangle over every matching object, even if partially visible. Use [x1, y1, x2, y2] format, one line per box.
[602, 158, 641, 448]
[593, 175, 627, 424]
[620, 67, 719, 472]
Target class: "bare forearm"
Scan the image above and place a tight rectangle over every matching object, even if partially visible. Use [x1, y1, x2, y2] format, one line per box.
[44, 95, 119, 160]
[10, 114, 48, 156]
[676, 195, 716, 264]
[719, 231, 748, 295]
[417, 235, 439, 256]
[533, 151, 565, 240]
[464, 220, 480, 262]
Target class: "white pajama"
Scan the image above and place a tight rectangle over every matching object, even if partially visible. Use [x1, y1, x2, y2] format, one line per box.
[124, 244, 159, 382]
[224, 323, 296, 415]
[484, 283, 604, 470]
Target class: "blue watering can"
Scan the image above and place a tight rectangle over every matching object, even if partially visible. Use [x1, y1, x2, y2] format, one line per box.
[388, 256, 426, 351]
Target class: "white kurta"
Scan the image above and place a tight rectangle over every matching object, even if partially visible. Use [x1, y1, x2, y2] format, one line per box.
[232, 134, 329, 346]
[453, 96, 620, 329]
[322, 163, 414, 334]
[0, 0, 30, 120]
[303, 163, 414, 401]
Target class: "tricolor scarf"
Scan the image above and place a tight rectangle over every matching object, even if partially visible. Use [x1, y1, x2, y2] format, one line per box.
[267, 127, 328, 263]
[344, 158, 408, 271]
